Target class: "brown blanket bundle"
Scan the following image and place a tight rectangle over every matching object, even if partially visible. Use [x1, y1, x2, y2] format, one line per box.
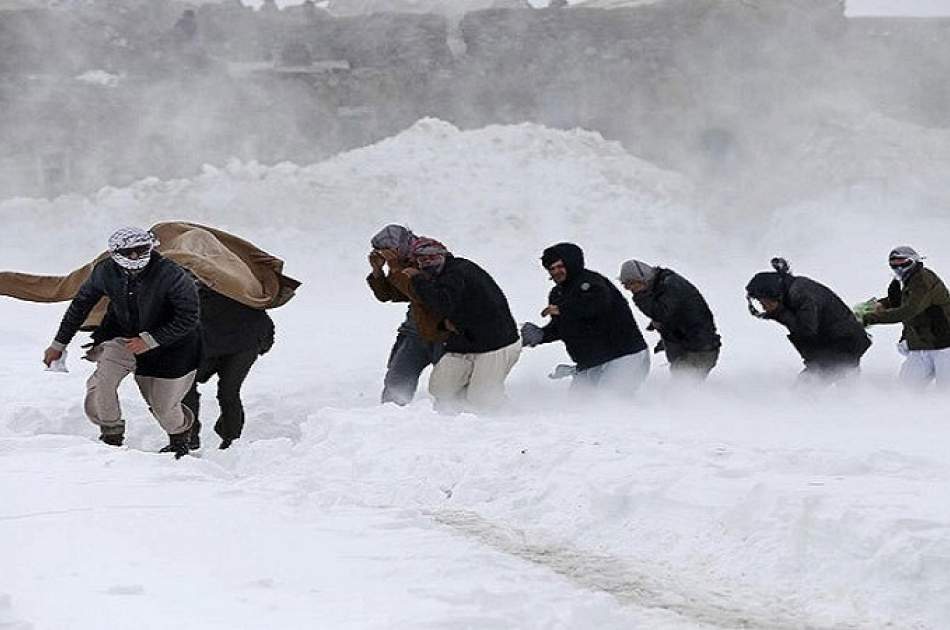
[0, 221, 300, 328]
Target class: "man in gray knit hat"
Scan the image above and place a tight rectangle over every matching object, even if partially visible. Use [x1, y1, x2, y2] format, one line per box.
[367, 224, 446, 405]
[619, 259, 721, 380]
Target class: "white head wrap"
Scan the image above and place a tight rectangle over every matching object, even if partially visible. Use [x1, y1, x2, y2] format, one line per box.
[108, 227, 158, 271]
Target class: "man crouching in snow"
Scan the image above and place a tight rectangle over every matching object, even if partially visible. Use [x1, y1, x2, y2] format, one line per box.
[746, 258, 871, 384]
[403, 238, 521, 413]
[42, 227, 201, 458]
[520, 243, 650, 396]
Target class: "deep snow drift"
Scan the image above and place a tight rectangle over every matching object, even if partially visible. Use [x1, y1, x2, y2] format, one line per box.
[2, 118, 950, 629]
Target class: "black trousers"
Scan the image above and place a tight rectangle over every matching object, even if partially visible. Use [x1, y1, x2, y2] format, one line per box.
[382, 333, 444, 406]
[182, 348, 259, 440]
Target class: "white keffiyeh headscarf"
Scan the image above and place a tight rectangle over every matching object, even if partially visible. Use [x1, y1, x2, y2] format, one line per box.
[108, 227, 159, 271]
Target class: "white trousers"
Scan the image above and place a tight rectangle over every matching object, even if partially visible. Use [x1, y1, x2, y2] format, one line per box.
[570, 350, 650, 398]
[899, 348, 950, 389]
[429, 340, 522, 413]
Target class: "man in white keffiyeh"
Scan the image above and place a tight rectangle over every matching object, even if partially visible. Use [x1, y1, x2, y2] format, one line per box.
[107, 227, 159, 271]
[43, 227, 201, 458]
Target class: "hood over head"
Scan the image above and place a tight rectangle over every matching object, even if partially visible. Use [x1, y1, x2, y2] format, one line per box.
[541, 242, 585, 279]
[745, 271, 788, 300]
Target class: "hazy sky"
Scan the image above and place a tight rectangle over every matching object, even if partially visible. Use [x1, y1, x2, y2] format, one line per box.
[847, 0, 950, 15]
[241, 0, 950, 12]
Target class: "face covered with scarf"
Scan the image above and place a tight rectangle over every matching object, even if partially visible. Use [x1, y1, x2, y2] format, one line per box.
[410, 237, 450, 274]
[108, 227, 158, 271]
[888, 246, 923, 282]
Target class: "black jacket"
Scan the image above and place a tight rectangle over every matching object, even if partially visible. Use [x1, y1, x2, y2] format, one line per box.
[764, 274, 871, 366]
[632, 268, 720, 359]
[199, 286, 274, 358]
[539, 243, 646, 371]
[411, 255, 518, 354]
[55, 253, 201, 378]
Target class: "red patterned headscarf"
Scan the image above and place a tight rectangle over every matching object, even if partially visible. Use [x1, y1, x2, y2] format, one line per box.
[410, 237, 450, 271]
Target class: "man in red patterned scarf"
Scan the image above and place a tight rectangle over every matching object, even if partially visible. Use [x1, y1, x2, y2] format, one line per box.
[402, 238, 521, 413]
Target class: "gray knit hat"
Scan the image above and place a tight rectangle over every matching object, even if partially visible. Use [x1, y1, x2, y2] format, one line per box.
[618, 259, 656, 284]
[371, 224, 416, 258]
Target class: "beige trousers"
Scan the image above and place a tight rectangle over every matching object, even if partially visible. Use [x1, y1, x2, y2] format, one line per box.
[85, 339, 196, 436]
[429, 339, 522, 413]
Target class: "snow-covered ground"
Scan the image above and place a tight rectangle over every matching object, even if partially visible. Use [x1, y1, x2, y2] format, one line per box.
[2, 118, 950, 629]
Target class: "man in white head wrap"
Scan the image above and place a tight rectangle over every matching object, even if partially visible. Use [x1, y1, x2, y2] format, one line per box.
[862, 246, 950, 388]
[43, 227, 201, 458]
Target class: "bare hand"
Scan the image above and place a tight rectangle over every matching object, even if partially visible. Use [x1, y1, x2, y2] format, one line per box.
[378, 248, 400, 266]
[43, 347, 62, 367]
[541, 305, 560, 317]
[125, 337, 149, 355]
[402, 267, 421, 278]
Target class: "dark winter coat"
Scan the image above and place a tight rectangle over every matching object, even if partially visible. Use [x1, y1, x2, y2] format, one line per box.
[198, 285, 274, 358]
[759, 274, 871, 366]
[863, 264, 950, 351]
[539, 243, 646, 371]
[54, 253, 201, 378]
[632, 268, 720, 360]
[411, 255, 518, 354]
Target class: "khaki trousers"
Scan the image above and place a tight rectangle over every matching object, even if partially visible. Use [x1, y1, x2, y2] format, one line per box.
[429, 340, 521, 413]
[85, 339, 196, 436]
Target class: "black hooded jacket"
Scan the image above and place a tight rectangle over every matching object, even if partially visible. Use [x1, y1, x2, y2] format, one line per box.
[538, 243, 646, 371]
[411, 255, 518, 354]
[747, 272, 871, 365]
[54, 253, 201, 378]
[632, 268, 720, 358]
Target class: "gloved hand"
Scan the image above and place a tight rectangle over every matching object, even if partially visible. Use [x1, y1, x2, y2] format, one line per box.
[520, 322, 544, 347]
[852, 298, 878, 325]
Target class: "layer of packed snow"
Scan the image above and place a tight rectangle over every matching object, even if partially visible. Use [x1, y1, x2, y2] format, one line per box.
[2, 118, 950, 628]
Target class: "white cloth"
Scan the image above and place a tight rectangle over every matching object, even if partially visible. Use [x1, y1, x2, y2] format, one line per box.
[45, 348, 68, 373]
[428, 340, 521, 413]
[898, 348, 950, 389]
[570, 349, 650, 397]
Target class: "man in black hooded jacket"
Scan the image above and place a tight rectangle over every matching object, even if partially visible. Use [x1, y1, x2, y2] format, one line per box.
[746, 260, 871, 381]
[521, 243, 649, 394]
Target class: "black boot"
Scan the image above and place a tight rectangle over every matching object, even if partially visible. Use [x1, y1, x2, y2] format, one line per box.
[159, 432, 190, 459]
[218, 437, 235, 450]
[99, 432, 124, 447]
